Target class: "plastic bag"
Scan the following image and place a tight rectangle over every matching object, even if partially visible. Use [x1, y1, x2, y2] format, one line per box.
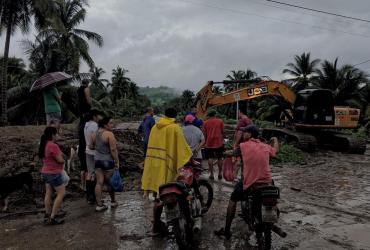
[223, 157, 234, 182]
[108, 170, 123, 192]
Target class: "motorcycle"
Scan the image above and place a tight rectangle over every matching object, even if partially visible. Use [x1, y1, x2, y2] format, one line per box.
[159, 161, 213, 249]
[240, 183, 287, 250]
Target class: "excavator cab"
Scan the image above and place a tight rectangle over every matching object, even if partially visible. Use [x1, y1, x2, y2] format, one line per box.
[294, 89, 335, 125]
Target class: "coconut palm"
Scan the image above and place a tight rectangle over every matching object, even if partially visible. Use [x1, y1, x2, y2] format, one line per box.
[283, 52, 320, 92]
[0, 0, 33, 125]
[225, 69, 257, 91]
[109, 66, 131, 104]
[37, 0, 103, 74]
[316, 58, 369, 107]
[23, 36, 65, 75]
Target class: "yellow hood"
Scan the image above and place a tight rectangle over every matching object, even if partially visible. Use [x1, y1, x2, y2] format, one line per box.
[141, 117, 192, 193]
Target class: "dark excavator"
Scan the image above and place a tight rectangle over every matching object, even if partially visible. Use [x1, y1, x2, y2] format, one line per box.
[195, 78, 366, 154]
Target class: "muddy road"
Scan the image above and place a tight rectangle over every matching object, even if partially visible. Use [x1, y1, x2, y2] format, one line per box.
[1, 150, 370, 249]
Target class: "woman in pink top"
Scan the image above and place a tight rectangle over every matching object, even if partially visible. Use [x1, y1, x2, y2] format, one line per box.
[39, 127, 67, 225]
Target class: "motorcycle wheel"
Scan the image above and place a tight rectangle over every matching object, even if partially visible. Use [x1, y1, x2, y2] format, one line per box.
[197, 179, 213, 212]
[256, 225, 272, 250]
[173, 204, 193, 249]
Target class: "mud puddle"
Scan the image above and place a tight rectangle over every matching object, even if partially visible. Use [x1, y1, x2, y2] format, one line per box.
[2, 151, 370, 249]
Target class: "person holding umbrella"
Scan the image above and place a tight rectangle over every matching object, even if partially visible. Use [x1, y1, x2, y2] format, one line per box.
[30, 72, 72, 130]
[43, 84, 62, 130]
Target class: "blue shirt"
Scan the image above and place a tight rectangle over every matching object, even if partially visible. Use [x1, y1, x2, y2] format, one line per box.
[138, 115, 156, 144]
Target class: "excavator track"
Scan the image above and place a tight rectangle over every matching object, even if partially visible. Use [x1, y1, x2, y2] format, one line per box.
[262, 128, 366, 154]
[315, 132, 367, 154]
[261, 128, 317, 152]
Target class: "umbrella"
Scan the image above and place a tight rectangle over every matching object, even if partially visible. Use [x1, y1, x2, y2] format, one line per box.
[30, 72, 72, 92]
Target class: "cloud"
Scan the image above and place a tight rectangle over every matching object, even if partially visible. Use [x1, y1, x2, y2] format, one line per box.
[1, 0, 370, 91]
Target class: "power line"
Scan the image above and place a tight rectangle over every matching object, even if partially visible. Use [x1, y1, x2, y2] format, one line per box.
[266, 0, 370, 24]
[248, 0, 353, 25]
[177, 0, 370, 38]
[354, 59, 370, 66]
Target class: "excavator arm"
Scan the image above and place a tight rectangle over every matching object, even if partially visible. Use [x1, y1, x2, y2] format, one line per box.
[195, 80, 297, 118]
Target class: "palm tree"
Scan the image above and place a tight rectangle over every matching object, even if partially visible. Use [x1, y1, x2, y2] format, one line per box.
[109, 66, 131, 104]
[225, 69, 257, 117]
[181, 90, 195, 110]
[37, 0, 103, 74]
[283, 52, 320, 92]
[127, 82, 139, 99]
[0, 0, 33, 125]
[316, 58, 369, 107]
[23, 36, 64, 75]
[225, 69, 257, 91]
[88, 66, 110, 102]
[90, 67, 109, 91]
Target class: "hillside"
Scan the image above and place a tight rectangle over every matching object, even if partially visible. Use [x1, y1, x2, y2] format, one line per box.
[139, 86, 180, 107]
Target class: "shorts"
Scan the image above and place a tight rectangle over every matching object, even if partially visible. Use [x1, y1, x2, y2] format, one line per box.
[46, 112, 61, 125]
[230, 181, 272, 202]
[95, 160, 115, 171]
[42, 172, 68, 188]
[204, 146, 224, 159]
[86, 154, 95, 175]
[230, 181, 245, 202]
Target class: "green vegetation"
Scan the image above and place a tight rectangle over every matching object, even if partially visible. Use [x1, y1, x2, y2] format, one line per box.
[271, 144, 305, 164]
[139, 86, 180, 108]
[0, 0, 369, 135]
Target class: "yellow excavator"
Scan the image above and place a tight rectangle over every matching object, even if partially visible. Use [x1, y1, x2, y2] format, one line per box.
[195, 78, 366, 154]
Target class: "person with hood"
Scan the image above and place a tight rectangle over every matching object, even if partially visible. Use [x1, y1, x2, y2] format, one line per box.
[141, 108, 192, 235]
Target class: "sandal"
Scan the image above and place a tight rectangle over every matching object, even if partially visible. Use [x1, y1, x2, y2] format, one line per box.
[111, 202, 118, 208]
[95, 204, 108, 212]
[214, 227, 231, 240]
[49, 217, 65, 225]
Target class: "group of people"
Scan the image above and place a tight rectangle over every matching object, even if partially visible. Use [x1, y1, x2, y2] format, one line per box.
[140, 105, 279, 239]
[38, 80, 280, 241]
[139, 106, 227, 181]
[39, 80, 121, 225]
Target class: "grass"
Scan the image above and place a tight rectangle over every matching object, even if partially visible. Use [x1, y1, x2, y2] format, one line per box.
[271, 144, 305, 164]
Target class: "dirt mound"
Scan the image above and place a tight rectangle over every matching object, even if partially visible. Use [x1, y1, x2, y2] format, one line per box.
[0, 123, 144, 192]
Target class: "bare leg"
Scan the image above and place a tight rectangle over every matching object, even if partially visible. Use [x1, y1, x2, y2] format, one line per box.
[208, 158, 214, 178]
[104, 170, 115, 203]
[224, 200, 237, 234]
[44, 184, 53, 215]
[218, 158, 223, 179]
[95, 169, 104, 206]
[80, 171, 86, 191]
[50, 185, 65, 219]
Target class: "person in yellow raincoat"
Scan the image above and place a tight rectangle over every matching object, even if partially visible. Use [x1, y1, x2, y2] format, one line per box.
[141, 108, 192, 235]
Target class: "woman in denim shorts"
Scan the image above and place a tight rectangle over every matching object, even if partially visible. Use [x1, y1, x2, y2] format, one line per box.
[91, 117, 120, 211]
[39, 127, 67, 225]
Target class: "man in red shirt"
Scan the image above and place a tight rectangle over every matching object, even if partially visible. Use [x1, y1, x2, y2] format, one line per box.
[233, 109, 252, 148]
[203, 110, 224, 180]
[215, 125, 279, 239]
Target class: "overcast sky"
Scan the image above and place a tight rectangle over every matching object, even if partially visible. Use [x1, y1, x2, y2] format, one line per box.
[1, 0, 370, 91]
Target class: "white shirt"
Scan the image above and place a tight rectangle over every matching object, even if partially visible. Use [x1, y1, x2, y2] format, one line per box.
[84, 120, 98, 155]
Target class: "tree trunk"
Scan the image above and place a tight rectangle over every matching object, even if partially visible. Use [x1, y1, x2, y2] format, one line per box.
[0, 23, 12, 126]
